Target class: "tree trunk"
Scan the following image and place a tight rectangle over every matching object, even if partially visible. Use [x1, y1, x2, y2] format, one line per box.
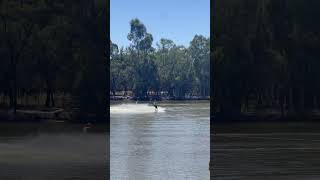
[11, 57, 17, 114]
[45, 79, 53, 107]
[9, 90, 13, 108]
[45, 89, 51, 107]
[245, 94, 249, 112]
[300, 87, 305, 114]
[51, 92, 55, 107]
[289, 87, 293, 112]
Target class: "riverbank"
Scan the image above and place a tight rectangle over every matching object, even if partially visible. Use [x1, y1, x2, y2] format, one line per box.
[110, 95, 210, 101]
[0, 107, 108, 125]
[213, 109, 320, 122]
[0, 108, 71, 122]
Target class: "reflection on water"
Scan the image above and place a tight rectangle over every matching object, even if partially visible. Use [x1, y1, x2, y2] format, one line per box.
[0, 123, 108, 180]
[111, 101, 210, 180]
[212, 123, 320, 179]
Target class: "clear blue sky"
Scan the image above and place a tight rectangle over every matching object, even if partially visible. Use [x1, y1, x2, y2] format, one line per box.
[111, 0, 210, 48]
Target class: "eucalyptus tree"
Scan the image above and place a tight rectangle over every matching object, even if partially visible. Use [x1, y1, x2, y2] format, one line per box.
[213, 0, 320, 119]
[127, 18, 159, 99]
[189, 35, 210, 97]
[155, 38, 177, 96]
[70, 0, 108, 121]
[0, 0, 37, 112]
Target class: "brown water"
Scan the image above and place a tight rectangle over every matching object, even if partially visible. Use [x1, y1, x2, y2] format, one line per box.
[110, 101, 210, 180]
[212, 122, 320, 180]
[0, 123, 108, 180]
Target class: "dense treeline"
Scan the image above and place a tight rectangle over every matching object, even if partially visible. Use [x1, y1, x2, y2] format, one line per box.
[213, 0, 320, 119]
[110, 18, 210, 100]
[0, 0, 107, 122]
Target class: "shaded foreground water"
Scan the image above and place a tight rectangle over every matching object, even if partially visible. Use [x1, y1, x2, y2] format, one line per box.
[0, 123, 108, 180]
[111, 101, 210, 179]
[212, 122, 320, 180]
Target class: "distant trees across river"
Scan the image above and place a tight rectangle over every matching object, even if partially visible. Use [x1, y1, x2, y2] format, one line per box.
[212, 0, 320, 120]
[110, 18, 210, 100]
[0, 0, 107, 122]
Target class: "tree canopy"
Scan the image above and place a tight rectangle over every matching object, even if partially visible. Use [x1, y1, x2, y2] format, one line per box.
[213, 0, 320, 120]
[110, 18, 210, 100]
[0, 0, 107, 122]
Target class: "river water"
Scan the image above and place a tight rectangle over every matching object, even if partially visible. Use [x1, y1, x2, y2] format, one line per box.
[110, 101, 210, 180]
[212, 122, 320, 179]
[0, 123, 108, 180]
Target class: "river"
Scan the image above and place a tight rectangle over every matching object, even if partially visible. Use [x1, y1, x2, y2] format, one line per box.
[211, 122, 320, 179]
[0, 122, 108, 180]
[110, 101, 210, 180]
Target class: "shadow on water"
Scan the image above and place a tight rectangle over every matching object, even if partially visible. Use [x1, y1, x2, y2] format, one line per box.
[0, 122, 108, 180]
[211, 122, 320, 180]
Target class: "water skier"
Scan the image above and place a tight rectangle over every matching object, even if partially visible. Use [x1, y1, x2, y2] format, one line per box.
[153, 102, 158, 111]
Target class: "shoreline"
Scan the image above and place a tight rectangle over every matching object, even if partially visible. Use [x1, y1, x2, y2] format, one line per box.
[213, 110, 320, 123]
[110, 95, 210, 101]
[0, 108, 109, 125]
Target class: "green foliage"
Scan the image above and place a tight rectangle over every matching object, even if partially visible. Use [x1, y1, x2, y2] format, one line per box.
[213, 0, 320, 117]
[111, 19, 210, 100]
[0, 0, 107, 122]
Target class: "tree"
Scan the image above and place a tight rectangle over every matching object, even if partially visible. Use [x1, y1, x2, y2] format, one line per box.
[189, 35, 210, 97]
[127, 18, 159, 99]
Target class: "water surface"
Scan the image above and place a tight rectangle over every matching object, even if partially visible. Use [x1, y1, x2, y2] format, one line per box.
[111, 101, 210, 180]
[212, 122, 320, 180]
[0, 122, 108, 180]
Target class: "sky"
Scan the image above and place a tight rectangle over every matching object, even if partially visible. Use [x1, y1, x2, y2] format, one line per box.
[111, 0, 210, 48]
